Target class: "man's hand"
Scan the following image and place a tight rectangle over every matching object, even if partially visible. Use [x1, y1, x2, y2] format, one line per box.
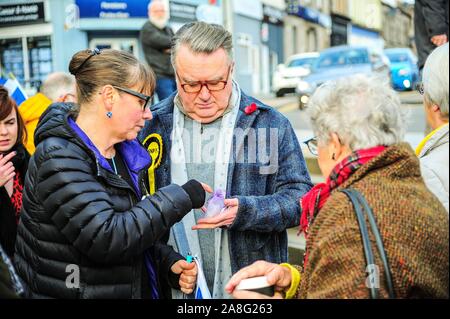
[431, 34, 448, 47]
[225, 260, 292, 299]
[192, 198, 239, 230]
[0, 152, 16, 187]
[171, 260, 198, 294]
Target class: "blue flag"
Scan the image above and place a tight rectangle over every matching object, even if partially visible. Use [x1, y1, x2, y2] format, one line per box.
[0, 76, 27, 106]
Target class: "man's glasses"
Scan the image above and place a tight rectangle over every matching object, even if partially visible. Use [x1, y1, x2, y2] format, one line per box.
[304, 137, 318, 156]
[176, 65, 232, 93]
[113, 86, 152, 111]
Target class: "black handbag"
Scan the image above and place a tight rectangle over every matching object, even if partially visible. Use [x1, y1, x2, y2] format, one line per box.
[340, 188, 396, 299]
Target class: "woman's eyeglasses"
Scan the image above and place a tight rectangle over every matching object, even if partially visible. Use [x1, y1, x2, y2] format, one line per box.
[304, 137, 318, 156]
[112, 86, 152, 111]
[416, 82, 424, 95]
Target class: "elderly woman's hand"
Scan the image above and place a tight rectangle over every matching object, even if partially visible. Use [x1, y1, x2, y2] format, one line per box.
[171, 260, 198, 294]
[0, 152, 16, 187]
[225, 261, 292, 299]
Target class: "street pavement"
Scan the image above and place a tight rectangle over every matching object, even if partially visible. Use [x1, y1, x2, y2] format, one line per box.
[256, 91, 425, 262]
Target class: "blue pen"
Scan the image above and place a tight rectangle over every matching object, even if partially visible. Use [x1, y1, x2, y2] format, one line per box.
[186, 252, 193, 264]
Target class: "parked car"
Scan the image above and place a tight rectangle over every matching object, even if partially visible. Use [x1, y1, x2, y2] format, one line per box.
[296, 45, 391, 109]
[384, 48, 419, 91]
[272, 52, 319, 97]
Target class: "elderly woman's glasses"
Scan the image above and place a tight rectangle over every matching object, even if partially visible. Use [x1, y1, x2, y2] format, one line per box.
[113, 86, 152, 111]
[304, 137, 318, 156]
[416, 82, 424, 95]
[176, 65, 231, 93]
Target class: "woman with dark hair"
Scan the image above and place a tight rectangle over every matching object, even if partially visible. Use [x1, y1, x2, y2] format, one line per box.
[14, 49, 209, 299]
[0, 85, 30, 259]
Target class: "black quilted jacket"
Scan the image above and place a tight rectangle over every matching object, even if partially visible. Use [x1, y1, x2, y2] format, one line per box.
[14, 104, 196, 299]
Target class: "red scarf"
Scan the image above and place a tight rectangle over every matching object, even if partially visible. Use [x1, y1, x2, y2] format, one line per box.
[300, 146, 386, 267]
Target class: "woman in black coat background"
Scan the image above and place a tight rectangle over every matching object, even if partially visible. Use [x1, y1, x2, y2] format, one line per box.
[0, 85, 30, 260]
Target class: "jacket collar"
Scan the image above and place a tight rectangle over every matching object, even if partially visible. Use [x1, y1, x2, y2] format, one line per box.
[67, 117, 150, 174]
[339, 143, 421, 190]
[419, 123, 449, 158]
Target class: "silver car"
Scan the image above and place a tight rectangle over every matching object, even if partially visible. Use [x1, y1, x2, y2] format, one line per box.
[272, 52, 319, 97]
[296, 45, 391, 109]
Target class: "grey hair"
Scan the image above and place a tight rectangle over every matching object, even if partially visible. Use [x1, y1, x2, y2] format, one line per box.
[307, 74, 406, 151]
[423, 42, 449, 119]
[40, 72, 76, 102]
[171, 22, 233, 69]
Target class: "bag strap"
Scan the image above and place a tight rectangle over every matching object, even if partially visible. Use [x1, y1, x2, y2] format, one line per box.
[341, 188, 395, 299]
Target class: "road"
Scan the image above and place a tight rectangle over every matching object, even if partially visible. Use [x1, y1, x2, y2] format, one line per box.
[257, 91, 426, 262]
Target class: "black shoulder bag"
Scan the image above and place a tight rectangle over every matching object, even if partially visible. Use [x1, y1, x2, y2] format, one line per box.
[340, 188, 396, 299]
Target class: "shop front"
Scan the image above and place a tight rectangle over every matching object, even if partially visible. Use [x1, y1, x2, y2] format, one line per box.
[262, 3, 285, 93]
[285, 1, 331, 57]
[0, 1, 53, 92]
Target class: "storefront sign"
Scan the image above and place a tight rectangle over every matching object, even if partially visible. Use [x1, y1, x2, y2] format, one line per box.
[0, 2, 45, 27]
[75, 0, 148, 18]
[287, 2, 331, 29]
[263, 5, 284, 25]
[169, 1, 198, 21]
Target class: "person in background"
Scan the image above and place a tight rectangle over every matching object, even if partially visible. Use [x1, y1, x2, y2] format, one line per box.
[414, 0, 449, 77]
[19, 72, 77, 154]
[416, 43, 449, 212]
[140, 0, 176, 101]
[226, 75, 449, 299]
[0, 85, 29, 260]
[14, 49, 209, 299]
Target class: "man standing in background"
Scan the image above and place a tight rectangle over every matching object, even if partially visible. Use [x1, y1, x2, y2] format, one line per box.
[414, 0, 449, 77]
[140, 0, 176, 101]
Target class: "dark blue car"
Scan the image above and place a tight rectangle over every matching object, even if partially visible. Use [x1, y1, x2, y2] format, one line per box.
[384, 48, 419, 91]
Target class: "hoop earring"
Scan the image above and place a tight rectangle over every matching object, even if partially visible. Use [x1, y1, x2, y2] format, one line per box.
[106, 112, 113, 118]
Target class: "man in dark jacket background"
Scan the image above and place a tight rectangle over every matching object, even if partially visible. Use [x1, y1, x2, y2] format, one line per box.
[140, 1, 176, 101]
[414, 0, 449, 75]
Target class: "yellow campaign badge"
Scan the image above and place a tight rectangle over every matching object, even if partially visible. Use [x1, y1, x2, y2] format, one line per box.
[142, 133, 163, 195]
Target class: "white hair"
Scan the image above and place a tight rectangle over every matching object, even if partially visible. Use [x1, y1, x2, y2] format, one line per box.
[307, 74, 406, 151]
[171, 22, 233, 70]
[423, 43, 449, 119]
[40, 72, 76, 102]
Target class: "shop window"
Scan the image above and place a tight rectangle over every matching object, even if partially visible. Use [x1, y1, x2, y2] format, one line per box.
[307, 28, 318, 52]
[28, 36, 52, 89]
[0, 35, 52, 92]
[0, 38, 24, 84]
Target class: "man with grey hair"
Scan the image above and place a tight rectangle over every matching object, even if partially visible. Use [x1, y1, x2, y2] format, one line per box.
[40, 72, 76, 103]
[140, 0, 176, 101]
[416, 43, 449, 212]
[139, 22, 312, 299]
[18, 72, 76, 154]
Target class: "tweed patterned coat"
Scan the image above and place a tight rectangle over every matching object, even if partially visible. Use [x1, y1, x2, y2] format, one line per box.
[297, 143, 449, 299]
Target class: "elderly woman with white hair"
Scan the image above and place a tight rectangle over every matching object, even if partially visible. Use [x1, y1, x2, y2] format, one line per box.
[226, 75, 449, 299]
[416, 43, 449, 212]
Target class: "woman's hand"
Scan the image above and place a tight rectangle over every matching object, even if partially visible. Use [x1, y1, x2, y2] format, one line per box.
[225, 261, 292, 299]
[0, 152, 16, 187]
[171, 260, 198, 295]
